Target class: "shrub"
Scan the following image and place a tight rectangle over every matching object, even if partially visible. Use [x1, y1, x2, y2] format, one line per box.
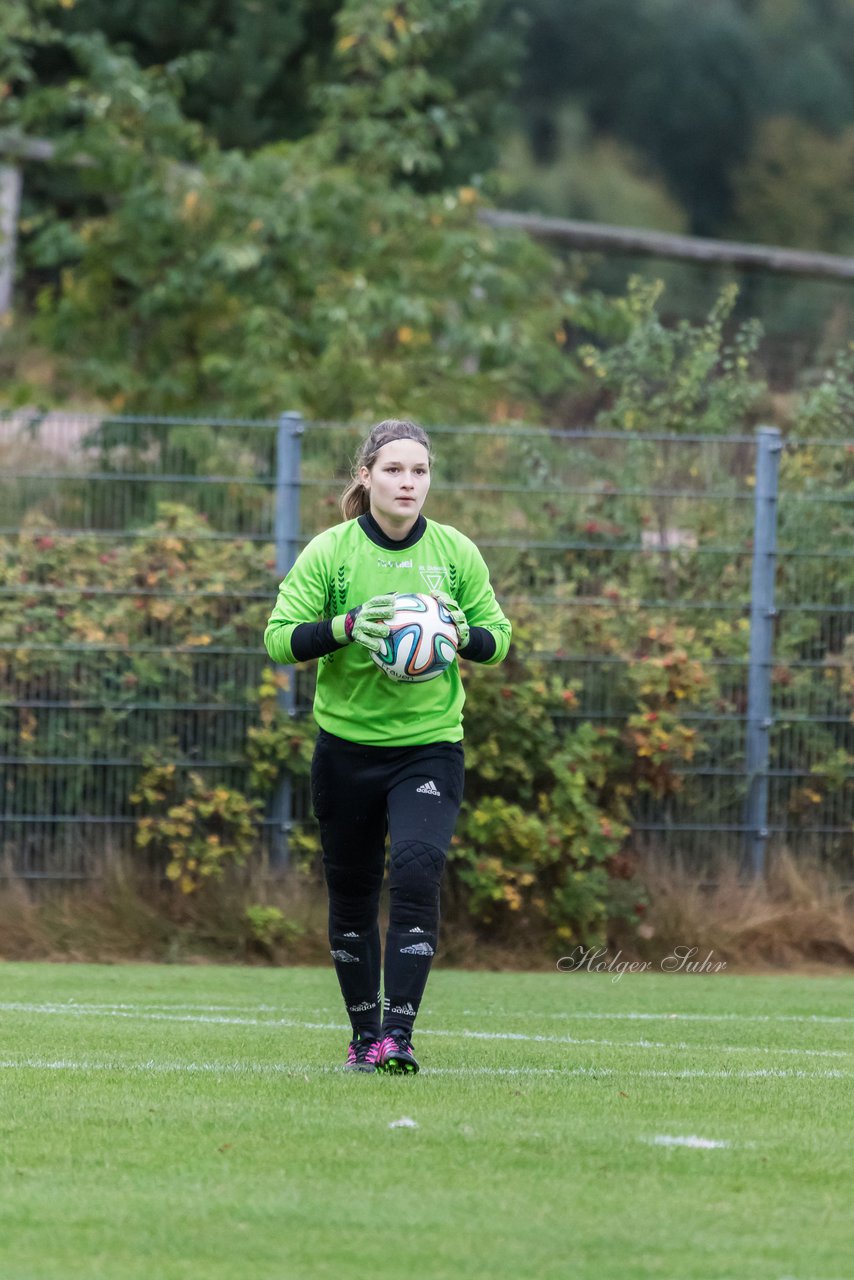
[131, 764, 261, 895]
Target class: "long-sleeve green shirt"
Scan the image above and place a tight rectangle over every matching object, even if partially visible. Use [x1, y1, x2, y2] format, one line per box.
[264, 513, 511, 746]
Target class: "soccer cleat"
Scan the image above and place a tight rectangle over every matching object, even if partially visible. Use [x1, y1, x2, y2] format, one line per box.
[374, 1030, 420, 1075]
[344, 1035, 381, 1073]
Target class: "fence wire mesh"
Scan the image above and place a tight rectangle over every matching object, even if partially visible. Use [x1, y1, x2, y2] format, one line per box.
[1, 410, 851, 879]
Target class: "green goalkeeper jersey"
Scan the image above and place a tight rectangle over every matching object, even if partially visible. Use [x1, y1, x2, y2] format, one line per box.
[264, 514, 512, 746]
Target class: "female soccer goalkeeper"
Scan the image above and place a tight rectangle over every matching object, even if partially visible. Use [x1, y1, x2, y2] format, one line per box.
[264, 419, 512, 1075]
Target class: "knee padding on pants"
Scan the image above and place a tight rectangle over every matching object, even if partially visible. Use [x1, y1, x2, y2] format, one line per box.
[388, 839, 445, 924]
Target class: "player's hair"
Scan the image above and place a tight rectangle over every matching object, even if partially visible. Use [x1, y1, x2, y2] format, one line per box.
[339, 419, 433, 519]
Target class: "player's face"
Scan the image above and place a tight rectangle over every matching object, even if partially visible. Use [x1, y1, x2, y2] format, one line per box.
[361, 439, 431, 537]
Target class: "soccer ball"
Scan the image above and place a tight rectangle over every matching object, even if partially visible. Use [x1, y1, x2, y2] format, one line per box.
[370, 592, 459, 683]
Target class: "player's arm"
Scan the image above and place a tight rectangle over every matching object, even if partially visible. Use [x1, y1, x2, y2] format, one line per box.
[437, 541, 511, 666]
[264, 542, 395, 663]
[264, 541, 336, 664]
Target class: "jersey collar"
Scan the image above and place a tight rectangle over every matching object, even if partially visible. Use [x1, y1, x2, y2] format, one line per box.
[357, 510, 426, 551]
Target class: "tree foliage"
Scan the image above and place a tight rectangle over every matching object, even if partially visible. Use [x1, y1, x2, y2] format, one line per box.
[509, 0, 854, 242]
[27, 137, 569, 418]
[33, 0, 521, 182]
[496, 104, 688, 233]
[0, 0, 66, 143]
[5, 0, 570, 420]
[318, 0, 518, 183]
[573, 279, 764, 436]
[49, 0, 338, 150]
[729, 117, 854, 252]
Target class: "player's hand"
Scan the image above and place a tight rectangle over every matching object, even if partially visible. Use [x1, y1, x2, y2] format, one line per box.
[333, 594, 396, 654]
[432, 591, 470, 649]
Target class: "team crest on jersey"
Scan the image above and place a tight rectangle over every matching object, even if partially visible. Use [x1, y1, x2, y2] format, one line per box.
[419, 565, 448, 592]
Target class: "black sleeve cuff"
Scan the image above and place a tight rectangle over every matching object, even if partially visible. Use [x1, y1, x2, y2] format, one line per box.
[458, 625, 497, 663]
[289, 620, 347, 661]
[290, 622, 495, 663]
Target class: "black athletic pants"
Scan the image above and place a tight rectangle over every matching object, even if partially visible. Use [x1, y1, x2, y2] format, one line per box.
[311, 728, 465, 1040]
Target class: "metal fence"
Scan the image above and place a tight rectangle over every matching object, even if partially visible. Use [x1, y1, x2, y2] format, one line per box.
[1, 410, 852, 880]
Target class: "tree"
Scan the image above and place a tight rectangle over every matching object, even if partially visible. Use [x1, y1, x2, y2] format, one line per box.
[1, 0, 62, 126]
[45, 0, 339, 150]
[40, 0, 522, 182]
[514, 0, 659, 162]
[506, 0, 854, 239]
[18, 15, 570, 421]
[616, 1, 761, 235]
[496, 104, 688, 233]
[310, 0, 522, 186]
[508, 0, 762, 234]
[729, 116, 854, 252]
[753, 0, 854, 131]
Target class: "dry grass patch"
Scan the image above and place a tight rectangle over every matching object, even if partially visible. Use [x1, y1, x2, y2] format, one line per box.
[629, 849, 854, 969]
[2, 849, 853, 971]
[0, 857, 329, 966]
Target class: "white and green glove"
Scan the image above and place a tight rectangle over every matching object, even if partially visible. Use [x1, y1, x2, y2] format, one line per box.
[332, 594, 396, 654]
[433, 591, 470, 649]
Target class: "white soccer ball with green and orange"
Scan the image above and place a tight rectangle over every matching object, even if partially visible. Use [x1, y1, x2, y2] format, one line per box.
[370, 592, 459, 682]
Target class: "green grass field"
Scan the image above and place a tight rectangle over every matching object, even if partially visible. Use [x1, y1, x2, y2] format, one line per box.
[1, 961, 852, 1280]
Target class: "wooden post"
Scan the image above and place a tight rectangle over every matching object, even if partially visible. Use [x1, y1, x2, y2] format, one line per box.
[478, 208, 854, 283]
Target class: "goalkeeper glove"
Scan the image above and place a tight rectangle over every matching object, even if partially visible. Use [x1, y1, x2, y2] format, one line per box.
[332, 594, 396, 654]
[433, 591, 470, 649]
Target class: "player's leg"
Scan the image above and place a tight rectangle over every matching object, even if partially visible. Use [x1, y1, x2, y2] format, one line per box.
[311, 731, 387, 1065]
[376, 741, 465, 1073]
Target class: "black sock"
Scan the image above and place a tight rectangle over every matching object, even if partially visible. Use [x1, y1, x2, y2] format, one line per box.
[329, 926, 382, 1038]
[382, 925, 438, 1037]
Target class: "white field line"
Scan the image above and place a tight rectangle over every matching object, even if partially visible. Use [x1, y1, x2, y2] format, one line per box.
[0, 1056, 852, 1081]
[1, 1001, 850, 1061]
[462, 1010, 854, 1026]
[648, 1135, 730, 1149]
[6, 997, 852, 1027]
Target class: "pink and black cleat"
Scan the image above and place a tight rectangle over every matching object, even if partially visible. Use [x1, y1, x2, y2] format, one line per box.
[374, 1030, 420, 1075]
[344, 1035, 381, 1073]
